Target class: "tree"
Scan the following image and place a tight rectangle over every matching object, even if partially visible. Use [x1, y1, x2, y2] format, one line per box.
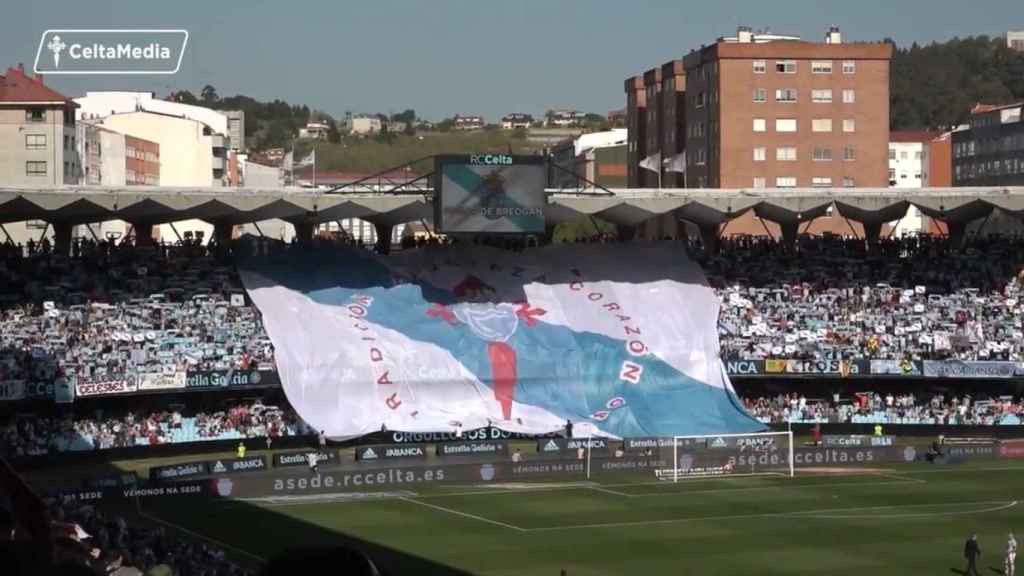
[436, 118, 454, 133]
[889, 36, 1024, 130]
[171, 90, 199, 105]
[200, 85, 219, 104]
[391, 109, 416, 124]
[327, 118, 341, 144]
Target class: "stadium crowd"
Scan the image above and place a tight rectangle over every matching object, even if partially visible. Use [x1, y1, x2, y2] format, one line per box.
[0, 237, 274, 388]
[1, 401, 310, 458]
[743, 391, 1024, 425]
[707, 234, 1024, 362]
[48, 496, 249, 575]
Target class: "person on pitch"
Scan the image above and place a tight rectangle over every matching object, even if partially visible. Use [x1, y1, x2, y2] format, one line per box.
[1007, 533, 1018, 576]
[964, 533, 981, 576]
[307, 451, 320, 474]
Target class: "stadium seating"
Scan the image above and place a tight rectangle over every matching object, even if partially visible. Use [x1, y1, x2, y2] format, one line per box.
[0, 237, 274, 386]
[706, 234, 1024, 362]
[744, 392, 1024, 425]
[2, 402, 311, 457]
[49, 495, 250, 575]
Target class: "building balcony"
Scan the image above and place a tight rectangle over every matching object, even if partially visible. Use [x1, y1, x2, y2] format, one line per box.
[212, 156, 226, 170]
[210, 134, 228, 149]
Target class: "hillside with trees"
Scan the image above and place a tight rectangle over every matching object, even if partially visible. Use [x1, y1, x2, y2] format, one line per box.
[890, 35, 1024, 130]
[170, 86, 337, 150]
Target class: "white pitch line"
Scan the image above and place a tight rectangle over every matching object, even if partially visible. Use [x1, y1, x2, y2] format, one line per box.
[628, 477, 924, 497]
[136, 504, 266, 563]
[526, 499, 1021, 532]
[590, 486, 636, 498]
[400, 497, 527, 532]
[870, 472, 929, 484]
[784, 500, 1019, 520]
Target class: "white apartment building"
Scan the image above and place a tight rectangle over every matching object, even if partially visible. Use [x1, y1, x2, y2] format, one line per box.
[96, 111, 223, 241]
[888, 131, 939, 236]
[1008, 31, 1024, 51]
[348, 117, 382, 135]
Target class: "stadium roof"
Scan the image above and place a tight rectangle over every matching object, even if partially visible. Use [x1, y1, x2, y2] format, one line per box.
[1, 186, 1023, 229]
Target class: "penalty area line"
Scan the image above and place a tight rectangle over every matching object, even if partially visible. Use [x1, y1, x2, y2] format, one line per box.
[135, 503, 267, 563]
[400, 497, 527, 532]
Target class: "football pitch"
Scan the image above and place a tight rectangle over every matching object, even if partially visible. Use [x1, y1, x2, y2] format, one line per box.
[136, 460, 1024, 575]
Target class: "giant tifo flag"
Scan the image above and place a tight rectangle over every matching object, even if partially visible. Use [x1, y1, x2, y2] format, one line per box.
[239, 242, 763, 439]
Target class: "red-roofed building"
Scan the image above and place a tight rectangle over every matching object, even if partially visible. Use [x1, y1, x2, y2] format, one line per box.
[0, 64, 79, 186]
[0, 64, 80, 248]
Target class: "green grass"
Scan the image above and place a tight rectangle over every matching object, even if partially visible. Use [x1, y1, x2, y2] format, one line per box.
[138, 460, 1024, 575]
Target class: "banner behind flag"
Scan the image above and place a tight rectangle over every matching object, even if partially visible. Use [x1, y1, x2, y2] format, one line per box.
[239, 243, 762, 439]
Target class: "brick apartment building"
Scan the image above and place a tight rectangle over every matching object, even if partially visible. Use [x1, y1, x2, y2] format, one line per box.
[627, 27, 891, 191]
[624, 76, 647, 187]
[683, 27, 891, 190]
[125, 134, 160, 185]
[625, 26, 893, 237]
[660, 60, 687, 188]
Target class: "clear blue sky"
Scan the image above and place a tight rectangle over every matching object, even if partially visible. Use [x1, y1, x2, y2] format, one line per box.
[7, 1, 1021, 121]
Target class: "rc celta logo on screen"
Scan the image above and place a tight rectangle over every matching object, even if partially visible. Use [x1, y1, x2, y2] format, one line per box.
[34, 29, 189, 74]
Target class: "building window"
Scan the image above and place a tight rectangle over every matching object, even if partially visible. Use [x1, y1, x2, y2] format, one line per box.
[753, 177, 766, 188]
[25, 108, 45, 122]
[696, 92, 705, 108]
[811, 89, 833, 103]
[25, 134, 46, 149]
[811, 61, 833, 74]
[843, 145, 856, 161]
[812, 177, 833, 187]
[914, 151, 922, 160]
[889, 148, 897, 160]
[776, 147, 797, 161]
[900, 151, 908, 160]
[842, 60, 856, 74]
[753, 88, 767, 102]
[842, 89, 856, 103]
[753, 147, 767, 161]
[843, 119, 856, 133]
[843, 177, 855, 187]
[775, 88, 798, 103]
[696, 148, 706, 165]
[753, 118, 766, 132]
[775, 118, 797, 132]
[889, 168, 897, 183]
[753, 60, 766, 74]
[775, 60, 797, 73]
[26, 161, 47, 176]
[776, 176, 797, 188]
[813, 147, 833, 161]
[812, 118, 833, 132]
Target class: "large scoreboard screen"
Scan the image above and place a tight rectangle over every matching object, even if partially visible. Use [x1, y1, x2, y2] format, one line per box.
[434, 154, 546, 234]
